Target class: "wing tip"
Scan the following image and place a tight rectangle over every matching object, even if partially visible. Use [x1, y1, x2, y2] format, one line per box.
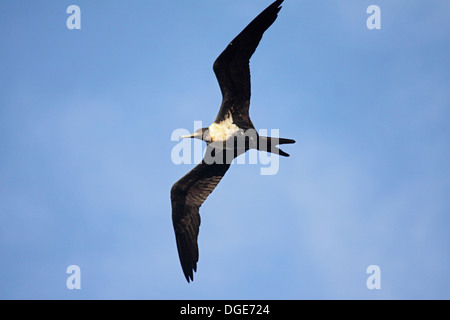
[183, 264, 197, 283]
[274, 0, 284, 10]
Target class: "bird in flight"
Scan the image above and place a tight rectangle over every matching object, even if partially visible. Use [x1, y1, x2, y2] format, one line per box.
[171, 0, 295, 282]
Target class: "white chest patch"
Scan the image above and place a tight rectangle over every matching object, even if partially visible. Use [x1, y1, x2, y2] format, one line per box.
[209, 113, 240, 142]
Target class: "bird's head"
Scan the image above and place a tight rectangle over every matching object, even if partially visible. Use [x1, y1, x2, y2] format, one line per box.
[180, 127, 212, 142]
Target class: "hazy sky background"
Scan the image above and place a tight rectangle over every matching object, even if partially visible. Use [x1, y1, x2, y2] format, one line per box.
[0, 0, 449, 299]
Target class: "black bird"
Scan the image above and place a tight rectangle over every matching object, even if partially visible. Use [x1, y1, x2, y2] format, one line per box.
[171, 0, 295, 282]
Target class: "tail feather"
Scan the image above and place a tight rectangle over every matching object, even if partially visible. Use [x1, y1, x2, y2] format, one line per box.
[277, 138, 296, 145]
[258, 136, 295, 157]
[273, 146, 290, 157]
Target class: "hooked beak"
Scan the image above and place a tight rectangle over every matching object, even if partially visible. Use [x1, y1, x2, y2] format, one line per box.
[180, 132, 197, 140]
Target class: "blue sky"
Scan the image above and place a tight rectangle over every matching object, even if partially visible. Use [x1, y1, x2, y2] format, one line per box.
[0, 0, 449, 299]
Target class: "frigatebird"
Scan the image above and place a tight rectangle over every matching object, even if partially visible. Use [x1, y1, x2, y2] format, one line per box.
[171, 0, 295, 282]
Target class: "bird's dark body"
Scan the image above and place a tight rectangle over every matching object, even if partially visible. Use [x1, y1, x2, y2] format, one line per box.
[171, 0, 295, 282]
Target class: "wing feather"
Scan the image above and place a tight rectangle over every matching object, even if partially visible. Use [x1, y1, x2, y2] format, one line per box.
[171, 158, 230, 282]
[213, 0, 284, 125]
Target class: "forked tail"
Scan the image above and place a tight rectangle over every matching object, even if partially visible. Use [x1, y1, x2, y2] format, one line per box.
[258, 136, 295, 157]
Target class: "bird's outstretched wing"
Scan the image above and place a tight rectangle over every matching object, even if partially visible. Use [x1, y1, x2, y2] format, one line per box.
[213, 0, 284, 127]
[171, 151, 231, 282]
